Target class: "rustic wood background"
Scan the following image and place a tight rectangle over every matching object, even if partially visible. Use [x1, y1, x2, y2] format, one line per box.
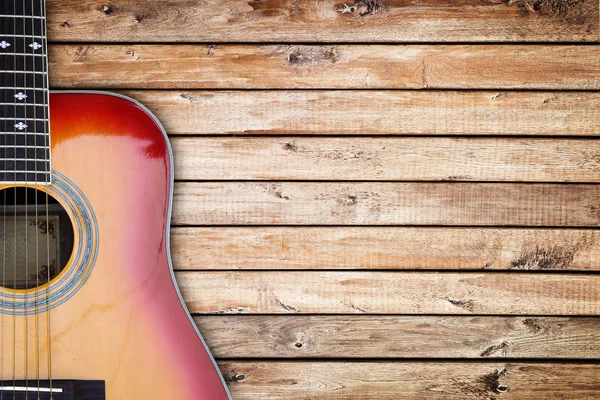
[48, 0, 600, 398]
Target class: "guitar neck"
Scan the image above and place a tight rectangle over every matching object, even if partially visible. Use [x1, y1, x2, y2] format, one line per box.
[0, 0, 51, 184]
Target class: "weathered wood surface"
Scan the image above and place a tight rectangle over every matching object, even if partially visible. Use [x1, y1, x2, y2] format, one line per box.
[49, 45, 600, 89]
[197, 316, 600, 358]
[47, 0, 599, 43]
[124, 90, 600, 136]
[172, 183, 600, 226]
[176, 271, 600, 314]
[48, 0, 600, 398]
[172, 137, 600, 182]
[171, 227, 600, 271]
[218, 361, 600, 399]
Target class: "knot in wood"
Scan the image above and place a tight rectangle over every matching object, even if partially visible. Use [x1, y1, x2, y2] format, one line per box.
[100, 5, 114, 15]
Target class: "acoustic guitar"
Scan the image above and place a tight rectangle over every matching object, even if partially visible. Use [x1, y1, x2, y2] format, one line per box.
[0, 1, 231, 398]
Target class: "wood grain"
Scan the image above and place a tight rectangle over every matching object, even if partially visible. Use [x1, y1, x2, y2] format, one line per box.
[197, 315, 600, 358]
[49, 45, 600, 89]
[176, 271, 600, 314]
[171, 227, 600, 271]
[172, 182, 600, 226]
[47, 0, 599, 43]
[48, 0, 600, 397]
[218, 361, 600, 399]
[172, 137, 600, 182]
[124, 90, 600, 136]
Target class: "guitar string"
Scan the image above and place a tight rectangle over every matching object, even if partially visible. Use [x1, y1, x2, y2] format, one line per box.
[12, 0, 18, 396]
[30, 0, 41, 397]
[40, 0, 52, 394]
[0, 5, 7, 399]
[21, 0, 30, 396]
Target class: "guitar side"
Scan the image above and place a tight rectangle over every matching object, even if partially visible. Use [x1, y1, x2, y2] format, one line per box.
[0, 92, 231, 399]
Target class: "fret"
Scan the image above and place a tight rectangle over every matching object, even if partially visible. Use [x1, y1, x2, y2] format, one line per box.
[0, 102, 46, 106]
[0, 118, 49, 125]
[0, 170, 50, 177]
[0, 64, 47, 82]
[0, 171, 50, 184]
[0, 116, 49, 123]
[0, 70, 45, 75]
[0, 115, 49, 121]
[0, 144, 49, 148]
[0, 53, 44, 57]
[0, 16, 45, 20]
[0, 87, 46, 92]
[0, 114, 48, 120]
[0, 34, 45, 40]
[2, 111, 49, 118]
[0, 2, 45, 19]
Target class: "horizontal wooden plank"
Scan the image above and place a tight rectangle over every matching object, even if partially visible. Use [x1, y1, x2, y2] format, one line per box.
[49, 45, 600, 89]
[47, 0, 599, 43]
[218, 361, 600, 399]
[172, 137, 600, 182]
[171, 227, 600, 271]
[172, 183, 600, 226]
[124, 90, 600, 136]
[176, 271, 600, 314]
[197, 315, 600, 358]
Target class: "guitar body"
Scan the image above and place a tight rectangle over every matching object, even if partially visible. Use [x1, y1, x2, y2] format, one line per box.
[0, 92, 230, 399]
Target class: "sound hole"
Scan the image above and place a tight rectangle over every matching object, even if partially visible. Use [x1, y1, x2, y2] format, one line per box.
[0, 187, 74, 290]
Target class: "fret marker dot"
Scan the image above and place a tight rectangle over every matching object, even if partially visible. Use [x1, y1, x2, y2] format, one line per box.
[0, 41, 11, 49]
[29, 42, 42, 51]
[14, 122, 28, 131]
[14, 92, 27, 101]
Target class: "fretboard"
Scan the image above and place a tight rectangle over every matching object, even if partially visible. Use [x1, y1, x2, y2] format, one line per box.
[0, 0, 50, 184]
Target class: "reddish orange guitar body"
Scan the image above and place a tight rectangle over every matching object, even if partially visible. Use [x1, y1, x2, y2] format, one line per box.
[0, 92, 230, 399]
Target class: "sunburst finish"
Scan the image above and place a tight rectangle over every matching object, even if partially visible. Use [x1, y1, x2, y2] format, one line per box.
[0, 92, 230, 399]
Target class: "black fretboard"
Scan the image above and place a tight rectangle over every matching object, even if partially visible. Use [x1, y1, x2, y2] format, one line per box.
[0, 0, 50, 184]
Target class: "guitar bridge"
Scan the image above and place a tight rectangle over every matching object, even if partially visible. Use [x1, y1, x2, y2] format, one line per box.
[0, 380, 105, 399]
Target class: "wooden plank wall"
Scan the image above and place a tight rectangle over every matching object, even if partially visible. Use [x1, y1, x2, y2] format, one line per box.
[49, 1, 600, 398]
